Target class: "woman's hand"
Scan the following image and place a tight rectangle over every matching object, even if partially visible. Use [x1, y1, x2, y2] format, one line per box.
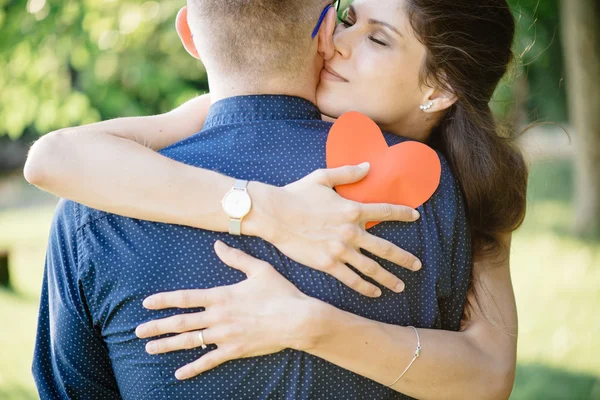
[136, 241, 318, 380]
[257, 163, 421, 298]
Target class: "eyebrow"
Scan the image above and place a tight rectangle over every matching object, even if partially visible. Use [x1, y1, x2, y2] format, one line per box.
[349, 5, 403, 37]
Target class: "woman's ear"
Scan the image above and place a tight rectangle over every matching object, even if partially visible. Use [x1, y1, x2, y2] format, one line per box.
[175, 6, 201, 60]
[421, 86, 458, 113]
[318, 7, 337, 61]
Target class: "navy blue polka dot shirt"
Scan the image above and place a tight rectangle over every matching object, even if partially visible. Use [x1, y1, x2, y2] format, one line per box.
[33, 95, 472, 399]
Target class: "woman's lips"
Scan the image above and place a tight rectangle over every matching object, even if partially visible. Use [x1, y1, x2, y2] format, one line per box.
[321, 65, 348, 82]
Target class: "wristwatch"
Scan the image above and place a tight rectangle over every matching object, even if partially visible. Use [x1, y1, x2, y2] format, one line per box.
[221, 179, 252, 235]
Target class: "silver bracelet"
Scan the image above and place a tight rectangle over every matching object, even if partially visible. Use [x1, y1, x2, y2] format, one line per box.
[386, 326, 422, 387]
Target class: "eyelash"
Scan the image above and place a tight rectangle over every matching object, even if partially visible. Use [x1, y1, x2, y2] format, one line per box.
[339, 18, 388, 47]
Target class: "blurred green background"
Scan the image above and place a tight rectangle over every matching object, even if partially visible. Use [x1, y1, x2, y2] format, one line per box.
[1, 0, 599, 398]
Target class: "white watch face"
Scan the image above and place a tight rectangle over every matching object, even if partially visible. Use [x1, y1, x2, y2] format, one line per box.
[222, 190, 252, 219]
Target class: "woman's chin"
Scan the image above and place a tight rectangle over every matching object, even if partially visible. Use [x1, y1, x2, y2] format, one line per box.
[316, 104, 342, 120]
[316, 90, 344, 119]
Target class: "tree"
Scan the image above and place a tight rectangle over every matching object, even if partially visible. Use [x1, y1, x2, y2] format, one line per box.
[494, 0, 567, 123]
[560, 0, 600, 238]
[0, 0, 208, 140]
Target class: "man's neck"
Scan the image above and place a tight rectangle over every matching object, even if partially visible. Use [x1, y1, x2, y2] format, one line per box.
[207, 72, 319, 105]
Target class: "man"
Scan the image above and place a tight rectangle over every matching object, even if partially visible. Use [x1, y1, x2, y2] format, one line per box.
[32, 0, 471, 398]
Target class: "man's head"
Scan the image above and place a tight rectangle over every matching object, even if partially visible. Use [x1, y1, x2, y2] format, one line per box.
[176, 0, 337, 100]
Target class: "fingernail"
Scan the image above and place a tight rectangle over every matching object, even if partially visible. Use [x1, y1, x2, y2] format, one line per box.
[214, 240, 227, 251]
[358, 162, 370, 170]
[412, 260, 422, 271]
[143, 297, 155, 309]
[135, 326, 145, 338]
[412, 210, 420, 220]
[395, 282, 405, 293]
[146, 342, 157, 354]
[373, 288, 382, 297]
[175, 370, 185, 380]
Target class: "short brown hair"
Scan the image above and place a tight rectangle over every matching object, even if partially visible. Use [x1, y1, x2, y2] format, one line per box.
[188, 0, 324, 77]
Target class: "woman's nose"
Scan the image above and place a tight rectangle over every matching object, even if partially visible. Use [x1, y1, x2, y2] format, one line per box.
[333, 27, 353, 59]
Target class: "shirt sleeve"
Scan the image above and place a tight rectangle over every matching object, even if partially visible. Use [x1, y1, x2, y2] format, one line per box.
[437, 171, 472, 332]
[32, 199, 121, 399]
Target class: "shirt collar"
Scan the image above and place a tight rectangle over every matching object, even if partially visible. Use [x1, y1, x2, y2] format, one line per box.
[203, 95, 322, 129]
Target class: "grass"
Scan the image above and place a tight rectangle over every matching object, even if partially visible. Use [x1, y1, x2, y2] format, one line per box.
[0, 289, 40, 400]
[510, 159, 600, 399]
[0, 159, 599, 399]
[0, 204, 53, 400]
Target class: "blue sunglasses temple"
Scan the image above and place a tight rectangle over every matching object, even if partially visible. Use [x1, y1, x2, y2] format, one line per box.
[312, 3, 334, 39]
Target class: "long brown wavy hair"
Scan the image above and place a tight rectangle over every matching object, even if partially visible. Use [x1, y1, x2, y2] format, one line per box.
[405, 0, 529, 317]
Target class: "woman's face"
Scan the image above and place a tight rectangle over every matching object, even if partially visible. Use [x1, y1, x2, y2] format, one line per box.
[316, 0, 429, 136]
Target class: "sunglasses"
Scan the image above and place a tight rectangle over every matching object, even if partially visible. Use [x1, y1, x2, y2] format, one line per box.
[311, 1, 343, 39]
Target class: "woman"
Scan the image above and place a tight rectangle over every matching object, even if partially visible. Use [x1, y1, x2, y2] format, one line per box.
[25, 0, 525, 398]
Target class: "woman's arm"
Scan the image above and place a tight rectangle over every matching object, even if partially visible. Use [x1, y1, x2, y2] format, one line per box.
[303, 234, 517, 400]
[23, 98, 422, 297]
[139, 235, 516, 400]
[24, 93, 251, 233]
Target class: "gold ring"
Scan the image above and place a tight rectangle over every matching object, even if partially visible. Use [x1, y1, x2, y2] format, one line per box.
[198, 330, 208, 350]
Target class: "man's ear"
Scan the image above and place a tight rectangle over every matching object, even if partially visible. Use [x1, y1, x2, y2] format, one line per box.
[318, 7, 337, 61]
[175, 6, 201, 60]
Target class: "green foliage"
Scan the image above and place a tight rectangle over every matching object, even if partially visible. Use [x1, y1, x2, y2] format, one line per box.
[495, 0, 567, 122]
[0, 0, 568, 140]
[0, 0, 208, 139]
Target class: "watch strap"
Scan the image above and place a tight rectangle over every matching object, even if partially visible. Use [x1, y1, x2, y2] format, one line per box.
[227, 180, 250, 236]
[234, 179, 249, 190]
[229, 218, 242, 236]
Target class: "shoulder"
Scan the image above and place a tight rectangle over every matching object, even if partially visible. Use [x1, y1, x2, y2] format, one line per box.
[51, 198, 79, 232]
[426, 151, 467, 221]
[436, 153, 462, 198]
[53, 198, 113, 233]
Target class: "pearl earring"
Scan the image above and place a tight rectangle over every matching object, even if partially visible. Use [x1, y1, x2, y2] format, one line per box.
[419, 101, 434, 111]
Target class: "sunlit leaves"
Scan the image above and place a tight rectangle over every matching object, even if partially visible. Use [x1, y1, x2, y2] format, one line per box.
[1, 0, 207, 139]
[1, 0, 565, 139]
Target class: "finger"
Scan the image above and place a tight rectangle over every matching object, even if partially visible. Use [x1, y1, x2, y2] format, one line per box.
[175, 345, 239, 380]
[325, 261, 382, 297]
[358, 232, 422, 272]
[136, 311, 213, 339]
[313, 163, 370, 188]
[357, 203, 420, 223]
[214, 240, 269, 277]
[344, 250, 405, 293]
[146, 329, 212, 354]
[143, 287, 223, 310]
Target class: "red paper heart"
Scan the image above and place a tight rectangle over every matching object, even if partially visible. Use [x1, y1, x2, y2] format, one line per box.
[326, 112, 441, 228]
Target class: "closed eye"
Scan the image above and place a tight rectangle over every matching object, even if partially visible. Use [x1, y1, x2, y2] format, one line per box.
[369, 37, 388, 46]
[339, 18, 389, 47]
